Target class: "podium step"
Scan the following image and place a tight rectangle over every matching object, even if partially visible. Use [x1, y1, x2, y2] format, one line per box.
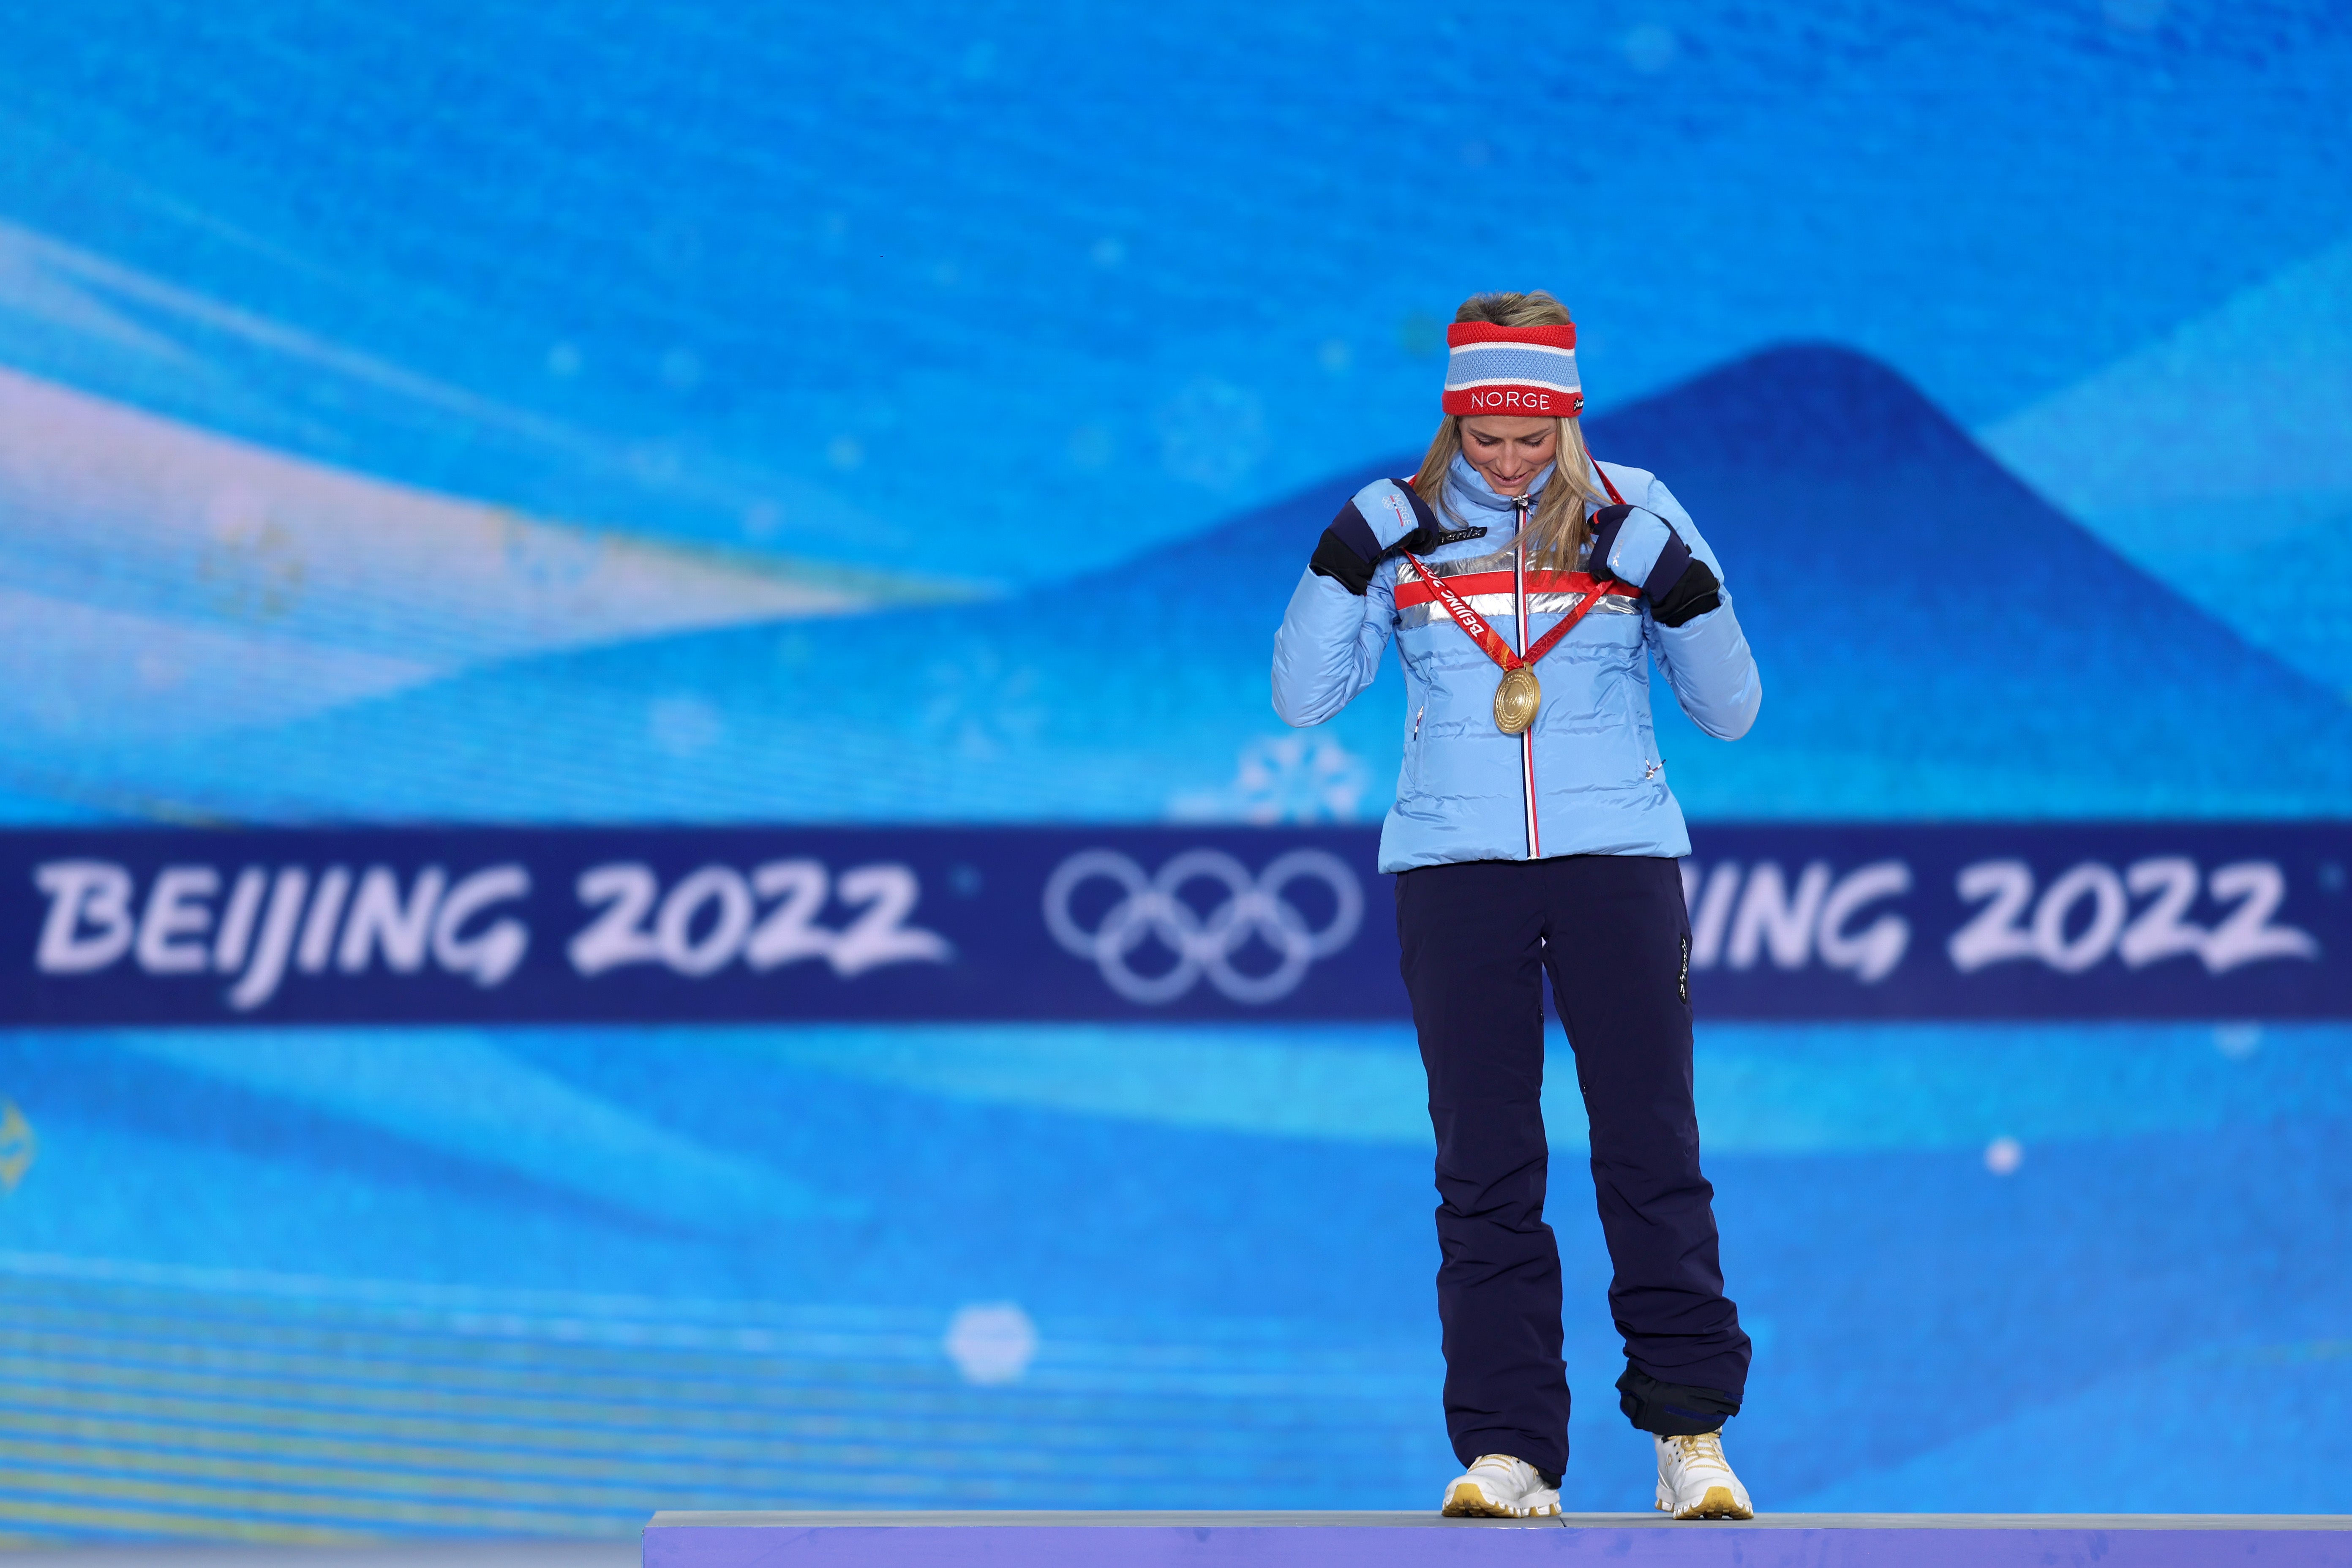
[646, 1509, 2352, 1565]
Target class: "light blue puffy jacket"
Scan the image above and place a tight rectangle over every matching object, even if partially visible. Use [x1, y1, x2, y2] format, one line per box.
[1272, 453, 1761, 873]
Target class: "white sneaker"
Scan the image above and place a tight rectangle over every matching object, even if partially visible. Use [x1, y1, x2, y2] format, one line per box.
[1653, 1430, 1753, 1519]
[1440, 1453, 1561, 1517]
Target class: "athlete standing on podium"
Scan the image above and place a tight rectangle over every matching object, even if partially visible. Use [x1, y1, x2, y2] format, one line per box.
[1272, 291, 1763, 1519]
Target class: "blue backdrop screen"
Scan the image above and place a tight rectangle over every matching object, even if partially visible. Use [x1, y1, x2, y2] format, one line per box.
[0, 0, 2348, 1535]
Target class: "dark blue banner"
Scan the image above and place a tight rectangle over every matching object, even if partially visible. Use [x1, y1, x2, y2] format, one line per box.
[4, 823, 2347, 1024]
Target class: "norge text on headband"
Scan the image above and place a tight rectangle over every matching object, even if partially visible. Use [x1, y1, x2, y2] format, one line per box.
[1441, 319, 1583, 418]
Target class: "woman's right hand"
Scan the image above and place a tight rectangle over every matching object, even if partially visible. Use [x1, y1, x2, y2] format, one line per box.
[1309, 487, 1456, 596]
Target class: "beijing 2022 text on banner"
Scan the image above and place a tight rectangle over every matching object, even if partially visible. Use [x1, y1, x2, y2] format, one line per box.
[5, 824, 2347, 1025]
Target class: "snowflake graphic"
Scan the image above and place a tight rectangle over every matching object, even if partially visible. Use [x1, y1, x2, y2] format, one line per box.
[920, 646, 1047, 761]
[1173, 734, 1371, 824]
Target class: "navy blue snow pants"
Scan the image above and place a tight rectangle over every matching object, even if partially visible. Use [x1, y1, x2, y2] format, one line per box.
[1396, 853, 1750, 1478]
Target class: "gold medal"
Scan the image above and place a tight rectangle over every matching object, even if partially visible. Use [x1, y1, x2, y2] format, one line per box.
[1493, 665, 1541, 734]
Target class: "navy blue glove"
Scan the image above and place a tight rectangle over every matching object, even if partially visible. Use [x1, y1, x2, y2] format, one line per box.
[1588, 504, 1722, 627]
[1310, 485, 1483, 596]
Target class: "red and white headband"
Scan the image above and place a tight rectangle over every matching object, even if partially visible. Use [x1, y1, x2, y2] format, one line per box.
[1441, 320, 1583, 418]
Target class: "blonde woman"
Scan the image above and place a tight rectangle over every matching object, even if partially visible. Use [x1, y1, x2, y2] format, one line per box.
[1273, 291, 1762, 1519]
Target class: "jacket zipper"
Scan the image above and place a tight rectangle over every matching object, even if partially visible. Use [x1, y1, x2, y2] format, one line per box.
[1515, 495, 1540, 860]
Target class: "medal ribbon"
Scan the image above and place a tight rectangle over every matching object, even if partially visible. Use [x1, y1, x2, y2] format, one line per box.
[1398, 462, 1640, 674]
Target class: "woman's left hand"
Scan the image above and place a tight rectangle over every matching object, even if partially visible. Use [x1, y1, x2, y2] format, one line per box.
[1590, 504, 1722, 627]
[1589, 504, 1692, 597]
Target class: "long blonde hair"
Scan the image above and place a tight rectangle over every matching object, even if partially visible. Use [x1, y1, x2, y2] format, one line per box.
[1409, 290, 1605, 569]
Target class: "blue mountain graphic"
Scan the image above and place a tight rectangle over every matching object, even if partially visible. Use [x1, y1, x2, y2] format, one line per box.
[1594, 344, 2352, 817]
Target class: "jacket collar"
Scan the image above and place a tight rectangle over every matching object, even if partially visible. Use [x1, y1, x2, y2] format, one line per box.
[1446, 452, 1556, 518]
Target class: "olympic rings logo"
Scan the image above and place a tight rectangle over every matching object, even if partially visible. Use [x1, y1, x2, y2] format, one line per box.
[1042, 848, 1364, 1004]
